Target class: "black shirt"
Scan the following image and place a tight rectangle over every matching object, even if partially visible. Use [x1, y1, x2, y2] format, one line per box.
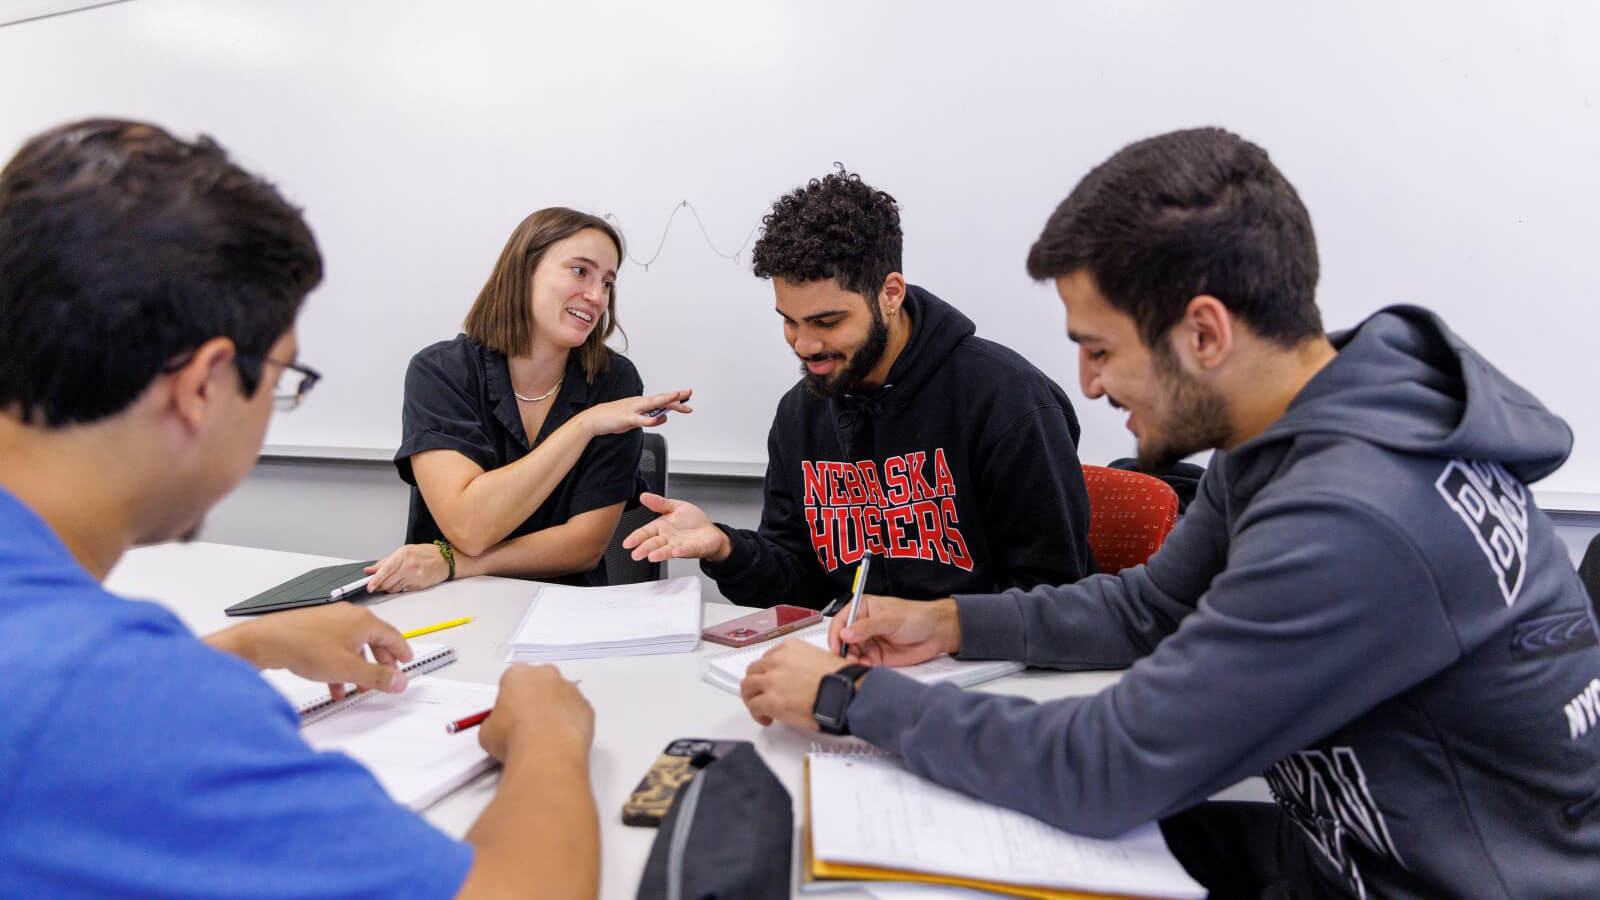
[394, 334, 645, 586]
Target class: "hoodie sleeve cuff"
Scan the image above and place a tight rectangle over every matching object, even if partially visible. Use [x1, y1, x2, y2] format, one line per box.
[848, 668, 930, 748]
[953, 593, 1028, 660]
[700, 524, 757, 579]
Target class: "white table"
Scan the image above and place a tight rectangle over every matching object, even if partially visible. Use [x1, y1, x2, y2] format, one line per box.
[107, 541, 1253, 898]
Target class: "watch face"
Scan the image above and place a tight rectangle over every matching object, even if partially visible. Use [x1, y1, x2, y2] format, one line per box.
[816, 674, 851, 709]
[814, 672, 853, 731]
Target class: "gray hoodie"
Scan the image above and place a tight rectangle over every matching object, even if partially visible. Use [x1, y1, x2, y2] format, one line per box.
[850, 306, 1600, 899]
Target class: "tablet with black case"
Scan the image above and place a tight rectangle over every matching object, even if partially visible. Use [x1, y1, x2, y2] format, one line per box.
[224, 561, 377, 616]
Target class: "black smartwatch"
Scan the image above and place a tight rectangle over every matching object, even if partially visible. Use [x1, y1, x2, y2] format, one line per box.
[813, 664, 870, 735]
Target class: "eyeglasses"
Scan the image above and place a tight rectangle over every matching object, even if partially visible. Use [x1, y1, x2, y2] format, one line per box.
[251, 356, 322, 411]
[160, 351, 321, 412]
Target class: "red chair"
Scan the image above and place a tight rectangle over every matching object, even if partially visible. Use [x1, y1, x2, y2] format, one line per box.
[1082, 464, 1180, 573]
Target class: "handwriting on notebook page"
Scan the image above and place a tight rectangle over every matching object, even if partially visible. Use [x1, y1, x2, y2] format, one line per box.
[809, 754, 1201, 897]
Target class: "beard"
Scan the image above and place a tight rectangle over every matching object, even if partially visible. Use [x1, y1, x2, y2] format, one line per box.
[1133, 344, 1232, 473]
[799, 302, 891, 398]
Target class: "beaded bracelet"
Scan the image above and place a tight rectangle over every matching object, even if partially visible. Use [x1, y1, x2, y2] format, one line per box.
[433, 539, 456, 581]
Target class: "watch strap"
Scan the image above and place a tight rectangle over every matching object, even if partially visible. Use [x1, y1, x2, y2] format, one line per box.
[835, 663, 870, 684]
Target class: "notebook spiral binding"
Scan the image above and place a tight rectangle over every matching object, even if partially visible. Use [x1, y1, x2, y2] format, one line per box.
[297, 645, 458, 726]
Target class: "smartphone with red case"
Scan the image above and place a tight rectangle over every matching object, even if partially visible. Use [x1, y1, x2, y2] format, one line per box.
[700, 604, 822, 647]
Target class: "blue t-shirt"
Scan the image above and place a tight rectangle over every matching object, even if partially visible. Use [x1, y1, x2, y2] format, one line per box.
[0, 488, 473, 898]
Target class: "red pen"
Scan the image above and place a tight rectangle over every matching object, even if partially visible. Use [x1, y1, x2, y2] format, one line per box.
[445, 708, 491, 734]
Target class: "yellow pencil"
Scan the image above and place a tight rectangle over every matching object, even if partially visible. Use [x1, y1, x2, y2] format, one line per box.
[403, 617, 473, 639]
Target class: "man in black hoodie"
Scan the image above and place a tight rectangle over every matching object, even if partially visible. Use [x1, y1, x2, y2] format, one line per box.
[624, 169, 1095, 608]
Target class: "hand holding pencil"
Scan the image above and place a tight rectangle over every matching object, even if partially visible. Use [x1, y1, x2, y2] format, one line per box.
[837, 552, 874, 658]
[827, 592, 962, 668]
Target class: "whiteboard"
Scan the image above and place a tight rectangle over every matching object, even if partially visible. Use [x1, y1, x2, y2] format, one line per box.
[3, 0, 1597, 497]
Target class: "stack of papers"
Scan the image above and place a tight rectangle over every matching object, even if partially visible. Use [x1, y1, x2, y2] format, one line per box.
[506, 576, 703, 662]
[702, 624, 1023, 695]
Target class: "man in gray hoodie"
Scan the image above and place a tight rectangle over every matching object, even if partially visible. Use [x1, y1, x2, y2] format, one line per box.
[740, 128, 1600, 898]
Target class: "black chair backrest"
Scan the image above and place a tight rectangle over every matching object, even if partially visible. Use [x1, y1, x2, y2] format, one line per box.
[1579, 532, 1600, 622]
[604, 433, 667, 584]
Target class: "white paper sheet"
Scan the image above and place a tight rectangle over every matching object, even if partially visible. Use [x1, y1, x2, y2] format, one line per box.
[301, 678, 499, 810]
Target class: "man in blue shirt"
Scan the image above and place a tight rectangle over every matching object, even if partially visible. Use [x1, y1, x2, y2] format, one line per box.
[0, 120, 597, 897]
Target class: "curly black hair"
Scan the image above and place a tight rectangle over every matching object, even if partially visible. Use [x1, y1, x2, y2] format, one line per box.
[751, 166, 902, 299]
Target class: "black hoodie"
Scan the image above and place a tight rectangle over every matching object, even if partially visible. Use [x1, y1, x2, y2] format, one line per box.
[703, 285, 1095, 608]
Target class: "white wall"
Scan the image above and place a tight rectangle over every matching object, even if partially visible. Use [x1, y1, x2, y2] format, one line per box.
[8, 0, 1598, 577]
[4, 0, 1599, 500]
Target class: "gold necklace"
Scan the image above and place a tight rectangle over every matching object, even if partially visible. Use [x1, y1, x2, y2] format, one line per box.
[514, 377, 562, 403]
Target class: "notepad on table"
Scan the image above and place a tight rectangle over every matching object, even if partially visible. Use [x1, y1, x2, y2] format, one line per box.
[260, 643, 499, 810]
[803, 750, 1204, 900]
[701, 624, 1023, 695]
[505, 576, 702, 663]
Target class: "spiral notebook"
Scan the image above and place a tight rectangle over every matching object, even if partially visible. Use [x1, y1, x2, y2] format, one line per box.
[803, 749, 1204, 900]
[261, 644, 499, 810]
[264, 642, 459, 723]
[700, 624, 1023, 695]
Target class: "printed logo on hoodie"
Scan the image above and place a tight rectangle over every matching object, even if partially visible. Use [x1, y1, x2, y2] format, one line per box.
[1565, 677, 1600, 740]
[800, 449, 973, 572]
[1434, 458, 1530, 606]
[1266, 747, 1404, 900]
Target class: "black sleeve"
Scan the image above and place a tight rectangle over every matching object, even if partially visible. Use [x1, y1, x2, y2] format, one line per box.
[702, 418, 842, 609]
[1578, 533, 1600, 616]
[973, 402, 1095, 587]
[567, 359, 645, 516]
[393, 346, 497, 484]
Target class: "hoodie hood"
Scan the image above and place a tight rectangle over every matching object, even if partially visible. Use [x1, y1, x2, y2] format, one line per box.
[839, 285, 975, 409]
[832, 285, 977, 457]
[1237, 304, 1571, 484]
[876, 285, 976, 397]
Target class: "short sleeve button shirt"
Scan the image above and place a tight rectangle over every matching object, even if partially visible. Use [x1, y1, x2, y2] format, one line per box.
[395, 335, 645, 586]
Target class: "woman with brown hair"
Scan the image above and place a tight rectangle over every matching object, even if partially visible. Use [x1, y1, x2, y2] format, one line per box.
[364, 208, 691, 591]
